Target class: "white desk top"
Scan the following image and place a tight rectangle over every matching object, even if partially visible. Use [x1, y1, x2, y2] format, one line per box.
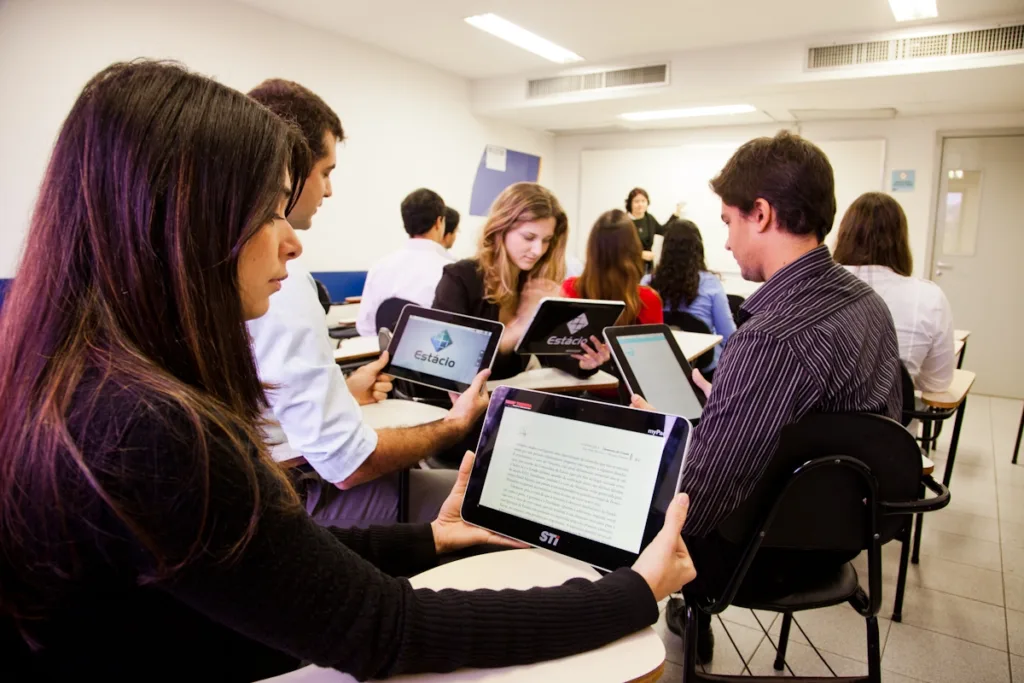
[333, 335, 381, 363]
[327, 303, 361, 328]
[954, 339, 965, 357]
[360, 399, 448, 430]
[487, 368, 619, 394]
[673, 331, 722, 363]
[954, 329, 970, 342]
[262, 549, 664, 683]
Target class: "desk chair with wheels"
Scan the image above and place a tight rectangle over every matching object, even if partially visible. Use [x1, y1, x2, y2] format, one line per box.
[663, 311, 714, 371]
[678, 413, 949, 682]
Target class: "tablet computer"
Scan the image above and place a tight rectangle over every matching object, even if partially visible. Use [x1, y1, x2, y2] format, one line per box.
[514, 297, 626, 356]
[383, 305, 503, 393]
[604, 325, 706, 421]
[462, 386, 693, 571]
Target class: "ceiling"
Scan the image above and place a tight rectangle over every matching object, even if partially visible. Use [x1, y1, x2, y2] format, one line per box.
[235, 0, 1024, 79]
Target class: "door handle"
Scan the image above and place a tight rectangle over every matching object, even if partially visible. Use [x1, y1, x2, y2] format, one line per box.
[934, 261, 954, 277]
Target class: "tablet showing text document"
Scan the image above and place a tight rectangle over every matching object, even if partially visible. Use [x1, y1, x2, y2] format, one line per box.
[462, 387, 693, 570]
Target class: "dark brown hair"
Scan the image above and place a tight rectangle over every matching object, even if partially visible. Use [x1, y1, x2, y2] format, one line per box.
[652, 219, 707, 309]
[248, 79, 343, 208]
[577, 210, 644, 325]
[710, 130, 836, 242]
[625, 187, 650, 213]
[401, 188, 446, 237]
[833, 192, 913, 276]
[0, 61, 301, 629]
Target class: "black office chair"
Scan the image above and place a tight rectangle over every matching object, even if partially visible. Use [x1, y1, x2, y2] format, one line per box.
[314, 279, 332, 315]
[663, 310, 715, 371]
[375, 297, 416, 334]
[727, 294, 746, 326]
[678, 413, 949, 682]
[1012, 404, 1023, 465]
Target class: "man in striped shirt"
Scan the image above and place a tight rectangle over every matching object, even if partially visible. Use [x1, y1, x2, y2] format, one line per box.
[648, 131, 901, 662]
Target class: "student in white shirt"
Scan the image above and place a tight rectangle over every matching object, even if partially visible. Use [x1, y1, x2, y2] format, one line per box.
[834, 192, 955, 392]
[246, 80, 485, 527]
[357, 189, 455, 336]
[442, 206, 461, 253]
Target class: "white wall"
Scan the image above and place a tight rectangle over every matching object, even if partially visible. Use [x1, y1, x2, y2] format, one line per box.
[0, 0, 554, 278]
[552, 112, 1024, 291]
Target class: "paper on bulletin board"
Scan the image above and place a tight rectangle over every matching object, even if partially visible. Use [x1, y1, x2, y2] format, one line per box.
[891, 169, 915, 192]
[485, 145, 507, 172]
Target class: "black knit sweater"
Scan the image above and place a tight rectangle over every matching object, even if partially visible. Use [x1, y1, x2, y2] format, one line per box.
[3, 383, 656, 681]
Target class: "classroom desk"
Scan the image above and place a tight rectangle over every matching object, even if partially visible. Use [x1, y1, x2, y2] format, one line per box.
[344, 296, 362, 304]
[327, 303, 361, 328]
[488, 368, 619, 394]
[673, 331, 722, 364]
[920, 369, 977, 487]
[260, 549, 665, 683]
[333, 335, 382, 364]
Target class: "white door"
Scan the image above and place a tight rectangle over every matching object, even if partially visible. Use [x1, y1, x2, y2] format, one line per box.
[932, 135, 1024, 398]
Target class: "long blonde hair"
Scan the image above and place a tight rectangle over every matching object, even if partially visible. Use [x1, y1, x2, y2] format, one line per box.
[577, 209, 644, 324]
[477, 182, 568, 311]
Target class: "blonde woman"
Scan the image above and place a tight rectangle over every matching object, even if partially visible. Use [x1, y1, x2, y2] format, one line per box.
[433, 182, 609, 380]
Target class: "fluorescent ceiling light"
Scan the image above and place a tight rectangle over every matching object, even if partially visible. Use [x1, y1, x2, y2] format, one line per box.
[619, 104, 757, 122]
[888, 0, 938, 22]
[465, 14, 583, 64]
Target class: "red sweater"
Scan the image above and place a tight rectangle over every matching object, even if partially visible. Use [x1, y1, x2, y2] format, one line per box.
[560, 277, 664, 326]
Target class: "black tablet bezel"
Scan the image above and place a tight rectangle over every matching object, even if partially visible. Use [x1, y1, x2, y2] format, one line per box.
[604, 325, 707, 420]
[461, 386, 692, 571]
[514, 297, 626, 356]
[383, 305, 504, 393]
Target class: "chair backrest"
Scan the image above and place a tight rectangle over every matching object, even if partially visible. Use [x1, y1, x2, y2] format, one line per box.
[314, 279, 332, 315]
[899, 361, 915, 427]
[727, 294, 745, 326]
[376, 297, 415, 335]
[717, 413, 923, 553]
[663, 310, 714, 369]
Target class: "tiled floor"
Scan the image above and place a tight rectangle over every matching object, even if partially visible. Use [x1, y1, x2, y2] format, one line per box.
[654, 395, 1024, 682]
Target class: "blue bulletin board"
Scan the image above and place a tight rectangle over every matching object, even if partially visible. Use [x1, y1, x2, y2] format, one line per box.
[469, 146, 542, 216]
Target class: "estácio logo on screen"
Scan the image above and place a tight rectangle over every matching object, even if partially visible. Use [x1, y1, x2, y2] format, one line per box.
[547, 312, 589, 346]
[414, 329, 456, 368]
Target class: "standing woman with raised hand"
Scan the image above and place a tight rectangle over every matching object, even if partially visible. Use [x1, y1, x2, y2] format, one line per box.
[626, 187, 682, 272]
[0, 62, 696, 681]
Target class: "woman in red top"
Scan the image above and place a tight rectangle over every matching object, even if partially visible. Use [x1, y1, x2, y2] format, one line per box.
[561, 209, 665, 326]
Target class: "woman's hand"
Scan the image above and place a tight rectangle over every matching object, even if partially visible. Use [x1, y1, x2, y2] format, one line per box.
[631, 493, 697, 602]
[572, 336, 611, 371]
[430, 452, 530, 555]
[642, 250, 654, 262]
[500, 279, 563, 354]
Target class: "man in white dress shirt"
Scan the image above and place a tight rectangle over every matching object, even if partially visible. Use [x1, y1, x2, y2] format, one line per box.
[442, 206, 461, 252]
[356, 189, 457, 337]
[247, 80, 482, 527]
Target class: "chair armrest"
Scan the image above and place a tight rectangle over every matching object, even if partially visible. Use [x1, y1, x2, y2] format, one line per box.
[920, 369, 976, 410]
[881, 476, 951, 515]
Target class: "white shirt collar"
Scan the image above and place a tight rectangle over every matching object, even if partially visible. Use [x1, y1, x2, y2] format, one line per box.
[404, 238, 449, 257]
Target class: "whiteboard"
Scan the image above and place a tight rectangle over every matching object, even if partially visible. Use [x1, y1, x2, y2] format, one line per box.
[576, 139, 887, 276]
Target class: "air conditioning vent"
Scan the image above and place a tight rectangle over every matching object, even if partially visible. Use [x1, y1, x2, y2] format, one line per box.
[527, 64, 668, 99]
[807, 23, 1024, 70]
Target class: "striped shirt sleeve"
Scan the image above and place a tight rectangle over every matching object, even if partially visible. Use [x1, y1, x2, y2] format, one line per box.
[681, 330, 820, 536]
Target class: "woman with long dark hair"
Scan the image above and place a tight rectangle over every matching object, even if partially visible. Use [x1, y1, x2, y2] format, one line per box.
[561, 209, 664, 327]
[0, 62, 695, 680]
[650, 220, 736, 376]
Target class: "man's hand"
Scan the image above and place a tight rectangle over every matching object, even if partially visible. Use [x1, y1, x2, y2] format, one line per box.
[431, 452, 529, 554]
[346, 351, 393, 406]
[445, 369, 490, 430]
[692, 368, 712, 399]
[630, 394, 655, 412]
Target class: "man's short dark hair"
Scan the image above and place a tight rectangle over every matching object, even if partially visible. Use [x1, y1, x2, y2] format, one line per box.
[401, 189, 446, 237]
[710, 131, 836, 242]
[248, 79, 344, 161]
[444, 207, 460, 236]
